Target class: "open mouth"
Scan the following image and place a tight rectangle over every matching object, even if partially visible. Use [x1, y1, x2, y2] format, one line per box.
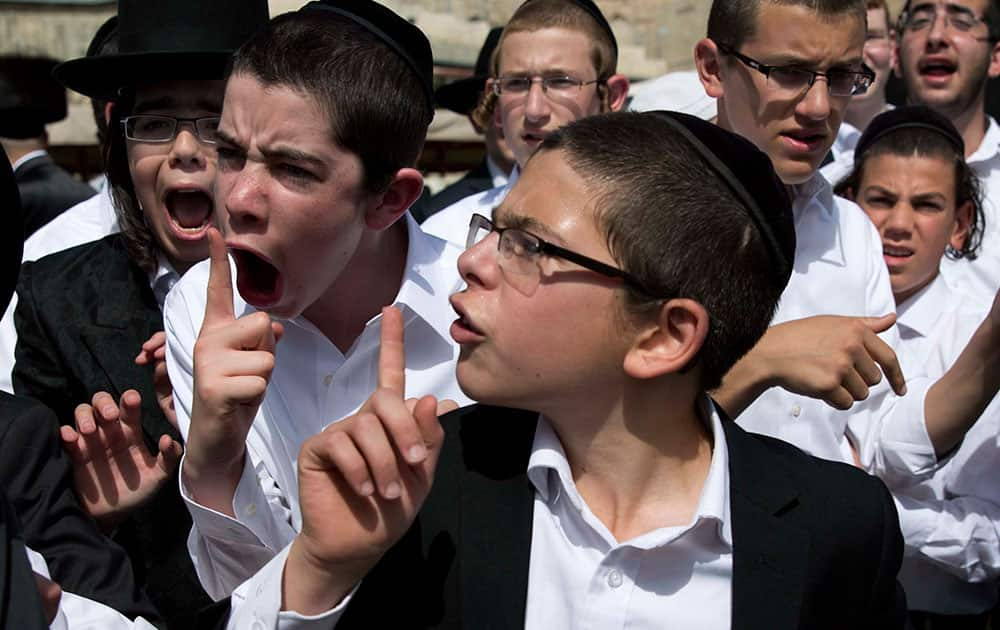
[164, 189, 213, 237]
[230, 247, 283, 308]
[449, 298, 485, 344]
[882, 244, 914, 258]
[781, 129, 826, 152]
[919, 59, 957, 80]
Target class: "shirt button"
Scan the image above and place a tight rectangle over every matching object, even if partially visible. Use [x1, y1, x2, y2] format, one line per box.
[245, 503, 257, 517]
[791, 404, 802, 418]
[323, 374, 333, 387]
[607, 569, 623, 589]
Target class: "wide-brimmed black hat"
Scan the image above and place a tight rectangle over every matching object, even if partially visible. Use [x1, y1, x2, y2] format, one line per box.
[54, 0, 269, 101]
[435, 27, 503, 115]
[0, 145, 23, 313]
[0, 56, 66, 139]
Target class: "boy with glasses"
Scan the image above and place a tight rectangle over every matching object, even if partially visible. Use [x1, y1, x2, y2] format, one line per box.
[693, 0, 990, 492]
[896, 0, 1000, 300]
[420, 0, 629, 246]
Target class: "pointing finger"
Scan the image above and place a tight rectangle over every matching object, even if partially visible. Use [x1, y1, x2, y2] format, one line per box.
[202, 227, 235, 328]
[377, 306, 406, 395]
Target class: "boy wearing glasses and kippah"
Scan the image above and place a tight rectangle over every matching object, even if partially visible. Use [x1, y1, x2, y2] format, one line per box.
[694, 1, 993, 496]
[421, 0, 629, 246]
[896, 0, 1000, 300]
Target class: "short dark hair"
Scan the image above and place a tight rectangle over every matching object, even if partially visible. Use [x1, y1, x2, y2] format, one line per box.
[834, 128, 985, 260]
[230, 10, 433, 194]
[536, 112, 793, 391]
[708, 0, 866, 49]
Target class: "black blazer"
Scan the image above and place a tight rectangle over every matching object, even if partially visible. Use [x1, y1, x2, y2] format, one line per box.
[339, 404, 906, 629]
[12, 234, 211, 626]
[415, 159, 494, 224]
[0, 486, 48, 630]
[14, 154, 95, 239]
[0, 392, 158, 622]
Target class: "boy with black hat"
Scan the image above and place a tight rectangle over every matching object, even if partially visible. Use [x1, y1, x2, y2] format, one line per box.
[8, 0, 270, 624]
[420, 0, 629, 245]
[0, 55, 96, 239]
[413, 27, 515, 223]
[164, 0, 471, 600]
[271, 111, 906, 627]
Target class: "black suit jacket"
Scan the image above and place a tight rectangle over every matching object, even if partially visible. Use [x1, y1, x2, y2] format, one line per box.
[0, 392, 158, 622]
[0, 486, 48, 630]
[339, 404, 906, 629]
[414, 159, 494, 224]
[12, 234, 211, 626]
[14, 154, 95, 239]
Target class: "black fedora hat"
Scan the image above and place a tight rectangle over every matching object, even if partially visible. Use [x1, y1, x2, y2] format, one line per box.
[54, 0, 269, 101]
[0, 56, 66, 139]
[435, 27, 503, 115]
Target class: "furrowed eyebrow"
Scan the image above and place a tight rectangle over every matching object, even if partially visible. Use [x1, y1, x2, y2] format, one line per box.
[213, 128, 244, 150]
[259, 145, 325, 168]
[495, 210, 566, 245]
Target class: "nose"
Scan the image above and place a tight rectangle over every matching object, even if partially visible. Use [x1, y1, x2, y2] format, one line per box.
[457, 231, 501, 290]
[796, 78, 832, 122]
[523, 79, 551, 124]
[168, 124, 207, 171]
[881, 203, 914, 240]
[927, 12, 949, 44]
[222, 164, 268, 230]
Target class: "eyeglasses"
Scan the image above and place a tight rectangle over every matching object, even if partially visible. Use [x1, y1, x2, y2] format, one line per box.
[900, 5, 990, 35]
[466, 212, 648, 296]
[492, 75, 604, 98]
[715, 43, 875, 97]
[121, 115, 221, 144]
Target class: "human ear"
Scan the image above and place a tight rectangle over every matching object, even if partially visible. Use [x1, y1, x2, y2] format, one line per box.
[365, 168, 424, 231]
[623, 298, 710, 380]
[694, 38, 725, 99]
[950, 199, 974, 252]
[604, 74, 630, 112]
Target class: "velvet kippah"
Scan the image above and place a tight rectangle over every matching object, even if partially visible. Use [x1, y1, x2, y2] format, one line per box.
[302, 0, 435, 113]
[648, 110, 795, 281]
[521, 0, 618, 56]
[854, 105, 965, 161]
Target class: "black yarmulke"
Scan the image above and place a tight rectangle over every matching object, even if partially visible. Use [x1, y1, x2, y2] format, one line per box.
[519, 0, 618, 56]
[854, 105, 965, 162]
[648, 110, 796, 281]
[303, 0, 435, 113]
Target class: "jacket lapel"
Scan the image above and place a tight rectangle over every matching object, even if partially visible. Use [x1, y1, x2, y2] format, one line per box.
[79, 241, 174, 444]
[457, 406, 537, 630]
[724, 420, 810, 630]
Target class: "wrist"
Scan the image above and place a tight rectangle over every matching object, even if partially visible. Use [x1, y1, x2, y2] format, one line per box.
[181, 452, 244, 516]
[282, 538, 369, 616]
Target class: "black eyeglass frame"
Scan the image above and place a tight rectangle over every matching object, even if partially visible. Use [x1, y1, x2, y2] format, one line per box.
[897, 4, 994, 40]
[120, 115, 222, 144]
[467, 213, 653, 294]
[714, 42, 875, 97]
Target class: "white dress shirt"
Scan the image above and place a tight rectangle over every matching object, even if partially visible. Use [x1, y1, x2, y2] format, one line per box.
[420, 167, 520, 246]
[165, 215, 470, 600]
[940, 115, 1000, 301]
[889, 275, 1000, 615]
[0, 187, 118, 393]
[28, 544, 339, 629]
[485, 155, 510, 189]
[735, 175, 937, 488]
[523, 395, 732, 630]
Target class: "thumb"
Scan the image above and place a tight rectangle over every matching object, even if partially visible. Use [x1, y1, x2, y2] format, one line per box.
[861, 312, 896, 334]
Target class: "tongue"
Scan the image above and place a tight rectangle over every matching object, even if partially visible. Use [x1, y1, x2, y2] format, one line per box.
[169, 192, 212, 229]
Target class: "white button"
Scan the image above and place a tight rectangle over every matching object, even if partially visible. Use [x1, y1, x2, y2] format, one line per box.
[791, 404, 802, 418]
[323, 374, 333, 387]
[607, 569, 623, 588]
[246, 503, 257, 517]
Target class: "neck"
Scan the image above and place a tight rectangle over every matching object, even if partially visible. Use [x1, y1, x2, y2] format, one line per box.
[844, 95, 887, 133]
[1, 137, 45, 166]
[953, 105, 989, 159]
[303, 218, 409, 353]
[543, 377, 713, 541]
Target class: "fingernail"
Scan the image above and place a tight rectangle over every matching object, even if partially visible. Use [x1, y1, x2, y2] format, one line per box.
[408, 444, 426, 462]
[384, 481, 401, 499]
[103, 406, 116, 417]
[360, 481, 374, 497]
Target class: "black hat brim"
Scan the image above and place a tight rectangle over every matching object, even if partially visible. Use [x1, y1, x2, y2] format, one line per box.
[435, 76, 488, 115]
[54, 50, 237, 101]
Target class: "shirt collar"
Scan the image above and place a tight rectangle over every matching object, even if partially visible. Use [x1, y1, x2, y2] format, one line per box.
[790, 173, 847, 267]
[526, 394, 732, 547]
[967, 116, 1000, 166]
[485, 156, 510, 189]
[896, 273, 952, 338]
[148, 255, 180, 309]
[11, 149, 48, 172]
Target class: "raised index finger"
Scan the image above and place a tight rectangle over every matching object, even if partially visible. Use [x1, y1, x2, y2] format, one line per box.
[202, 227, 235, 327]
[864, 331, 908, 396]
[378, 306, 406, 395]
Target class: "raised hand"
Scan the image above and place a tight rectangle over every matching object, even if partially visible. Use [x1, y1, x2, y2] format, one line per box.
[134, 331, 177, 430]
[716, 313, 907, 416]
[61, 390, 183, 531]
[182, 228, 283, 515]
[283, 306, 457, 615]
